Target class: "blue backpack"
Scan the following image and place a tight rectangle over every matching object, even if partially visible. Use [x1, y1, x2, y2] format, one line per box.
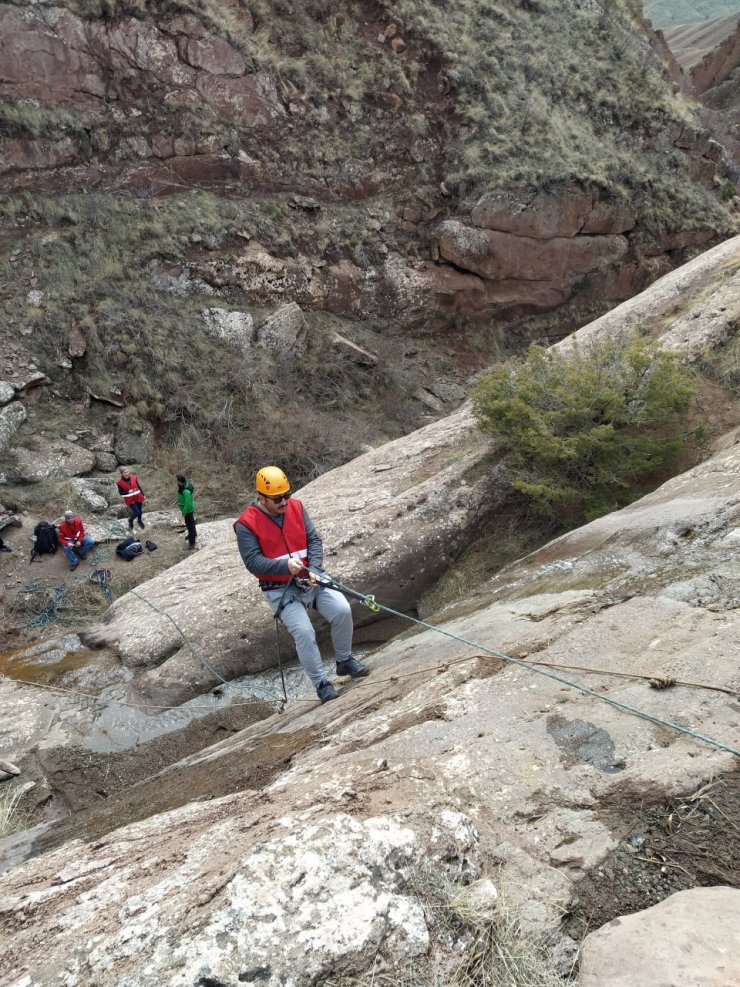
[116, 537, 143, 561]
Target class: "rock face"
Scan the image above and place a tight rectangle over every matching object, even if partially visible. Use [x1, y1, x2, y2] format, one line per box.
[4, 429, 740, 984]
[4, 238, 740, 987]
[563, 233, 740, 359]
[0, 1, 732, 339]
[0, 6, 276, 123]
[0, 803, 464, 986]
[97, 233, 740, 701]
[579, 887, 740, 986]
[94, 402, 505, 700]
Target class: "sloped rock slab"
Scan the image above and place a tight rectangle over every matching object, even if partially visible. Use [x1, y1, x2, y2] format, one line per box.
[579, 887, 740, 986]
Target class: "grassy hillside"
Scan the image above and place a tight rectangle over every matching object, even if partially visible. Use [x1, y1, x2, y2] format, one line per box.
[644, 0, 740, 29]
[380, 0, 730, 228]
[0, 0, 735, 497]
[5, 0, 733, 227]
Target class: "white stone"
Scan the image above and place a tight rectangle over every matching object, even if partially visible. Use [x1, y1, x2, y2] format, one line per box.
[0, 381, 16, 405]
[202, 307, 255, 351]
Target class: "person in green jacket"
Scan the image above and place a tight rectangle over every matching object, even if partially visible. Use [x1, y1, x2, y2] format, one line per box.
[176, 474, 197, 549]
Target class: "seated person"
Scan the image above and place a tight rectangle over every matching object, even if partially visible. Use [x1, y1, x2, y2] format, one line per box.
[58, 510, 95, 571]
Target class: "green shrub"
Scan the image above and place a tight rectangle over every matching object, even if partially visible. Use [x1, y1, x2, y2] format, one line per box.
[472, 334, 697, 523]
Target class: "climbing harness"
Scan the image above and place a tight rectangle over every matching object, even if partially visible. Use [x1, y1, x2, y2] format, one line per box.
[89, 568, 111, 587]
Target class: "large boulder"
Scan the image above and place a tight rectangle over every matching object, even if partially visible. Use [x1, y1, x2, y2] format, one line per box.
[113, 419, 154, 465]
[0, 401, 26, 456]
[94, 402, 507, 699]
[202, 307, 255, 350]
[470, 185, 635, 238]
[579, 887, 740, 986]
[438, 219, 629, 282]
[257, 301, 309, 354]
[10, 437, 95, 482]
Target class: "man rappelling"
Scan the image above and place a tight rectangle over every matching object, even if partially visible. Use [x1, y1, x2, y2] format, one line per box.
[234, 466, 370, 702]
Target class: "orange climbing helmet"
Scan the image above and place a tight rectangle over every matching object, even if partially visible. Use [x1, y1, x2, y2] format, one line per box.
[256, 466, 291, 496]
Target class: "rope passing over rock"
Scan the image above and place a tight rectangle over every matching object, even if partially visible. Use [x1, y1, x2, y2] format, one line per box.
[314, 572, 740, 760]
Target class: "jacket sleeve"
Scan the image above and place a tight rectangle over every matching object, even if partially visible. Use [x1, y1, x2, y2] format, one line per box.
[303, 506, 324, 571]
[235, 521, 291, 578]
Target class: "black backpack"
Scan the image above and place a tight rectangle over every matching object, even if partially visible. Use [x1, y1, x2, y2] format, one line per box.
[115, 537, 143, 561]
[33, 522, 59, 557]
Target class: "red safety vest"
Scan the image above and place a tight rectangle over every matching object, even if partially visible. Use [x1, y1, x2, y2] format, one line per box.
[235, 498, 308, 585]
[116, 474, 145, 505]
[59, 517, 85, 546]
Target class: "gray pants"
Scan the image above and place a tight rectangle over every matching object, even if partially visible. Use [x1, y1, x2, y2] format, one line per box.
[265, 584, 353, 688]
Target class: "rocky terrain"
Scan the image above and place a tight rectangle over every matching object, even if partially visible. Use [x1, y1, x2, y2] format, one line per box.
[1, 235, 739, 986]
[663, 10, 740, 163]
[2, 1, 740, 984]
[0, 0, 737, 514]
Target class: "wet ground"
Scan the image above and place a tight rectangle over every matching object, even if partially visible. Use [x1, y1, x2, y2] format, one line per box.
[564, 769, 740, 939]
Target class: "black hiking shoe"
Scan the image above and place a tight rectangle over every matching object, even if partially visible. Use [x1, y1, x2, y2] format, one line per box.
[336, 656, 370, 678]
[137, 519, 145, 529]
[316, 680, 339, 703]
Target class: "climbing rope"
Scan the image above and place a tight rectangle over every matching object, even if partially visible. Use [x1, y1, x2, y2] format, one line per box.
[14, 563, 113, 629]
[6, 574, 739, 759]
[316, 573, 740, 759]
[129, 588, 286, 704]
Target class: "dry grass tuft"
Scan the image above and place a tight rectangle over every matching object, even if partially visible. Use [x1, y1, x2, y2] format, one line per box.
[0, 783, 28, 838]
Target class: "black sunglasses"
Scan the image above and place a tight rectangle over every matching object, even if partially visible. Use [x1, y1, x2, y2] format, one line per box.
[263, 491, 291, 503]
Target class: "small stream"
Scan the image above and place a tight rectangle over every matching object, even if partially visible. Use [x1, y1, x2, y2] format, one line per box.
[1, 632, 338, 754]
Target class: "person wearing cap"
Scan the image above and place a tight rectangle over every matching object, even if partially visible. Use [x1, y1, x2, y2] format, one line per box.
[234, 466, 369, 703]
[176, 474, 197, 549]
[116, 467, 146, 530]
[58, 511, 95, 571]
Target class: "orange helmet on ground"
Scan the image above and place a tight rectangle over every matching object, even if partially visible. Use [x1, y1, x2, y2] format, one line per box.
[256, 466, 290, 496]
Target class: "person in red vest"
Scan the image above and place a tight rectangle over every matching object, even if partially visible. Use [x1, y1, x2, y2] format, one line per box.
[116, 467, 146, 531]
[58, 510, 95, 571]
[234, 466, 370, 703]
